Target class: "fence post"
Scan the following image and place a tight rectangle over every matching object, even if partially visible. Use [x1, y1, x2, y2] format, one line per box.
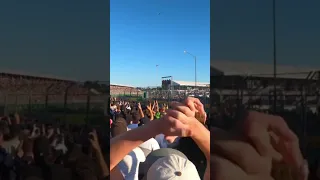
[63, 88, 68, 111]
[45, 83, 53, 110]
[4, 92, 8, 116]
[85, 88, 91, 124]
[63, 84, 72, 122]
[28, 82, 32, 114]
[15, 93, 18, 113]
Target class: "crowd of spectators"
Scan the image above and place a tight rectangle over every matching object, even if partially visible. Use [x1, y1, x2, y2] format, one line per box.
[0, 73, 111, 180]
[109, 96, 315, 180]
[0, 112, 110, 180]
[109, 98, 209, 180]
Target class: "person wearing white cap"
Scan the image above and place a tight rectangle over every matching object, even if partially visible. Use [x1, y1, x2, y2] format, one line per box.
[146, 154, 201, 180]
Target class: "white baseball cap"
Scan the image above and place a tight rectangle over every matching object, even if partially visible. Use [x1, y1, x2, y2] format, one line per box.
[146, 154, 201, 180]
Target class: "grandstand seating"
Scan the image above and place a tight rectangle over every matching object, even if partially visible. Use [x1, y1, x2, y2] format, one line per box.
[0, 72, 107, 113]
[110, 85, 141, 96]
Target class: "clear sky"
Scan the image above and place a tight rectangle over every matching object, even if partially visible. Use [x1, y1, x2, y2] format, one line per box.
[212, 0, 320, 68]
[0, 0, 109, 82]
[110, 0, 210, 87]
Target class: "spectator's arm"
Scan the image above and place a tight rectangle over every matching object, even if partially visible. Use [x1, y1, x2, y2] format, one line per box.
[168, 99, 210, 180]
[109, 167, 124, 180]
[109, 121, 160, 171]
[41, 124, 46, 136]
[149, 109, 154, 120]
[152, 100, 156, 111]
[7, 116, 12, 125]
[137, 103, 144, 118]
[16, 139, 24, 158]
[95, 146, 109, 178]
[14, 113, 20, 124]
[147, 104, 154, 120]
[155, 100, 159, 112]
[89, 130, 109, 178]
[191, 120, 210, 180]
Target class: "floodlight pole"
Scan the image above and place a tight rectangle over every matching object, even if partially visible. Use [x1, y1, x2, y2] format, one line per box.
[195, 56, 197, 89]
[184, 50, 197, 89]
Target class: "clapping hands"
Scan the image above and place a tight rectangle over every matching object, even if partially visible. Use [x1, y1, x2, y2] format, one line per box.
[156, 97, 207, 138]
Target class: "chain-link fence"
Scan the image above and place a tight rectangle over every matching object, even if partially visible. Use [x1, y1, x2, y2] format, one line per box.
[0, 77, 109, 124]
[143, 89, 210, 111]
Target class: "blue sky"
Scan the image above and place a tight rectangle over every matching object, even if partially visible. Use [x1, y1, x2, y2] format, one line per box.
[212, 0, 320, 67]
[0, 1, 109, 82]
[110, 0, 210, 87]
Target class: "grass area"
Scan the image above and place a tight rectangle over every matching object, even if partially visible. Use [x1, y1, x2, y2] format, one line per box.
[2, 103, 105, 125]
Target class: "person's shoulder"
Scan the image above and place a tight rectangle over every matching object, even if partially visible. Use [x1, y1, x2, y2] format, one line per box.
[148, 138, 160, 145]
[131, 147, 146, 161]
[149, 138, 160, 149]
[154, 134, 164, 142]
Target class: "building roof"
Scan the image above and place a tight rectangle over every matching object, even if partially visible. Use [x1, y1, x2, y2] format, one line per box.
[110, 84, 135, 88]
[211, 60, 319, 79]
[172, 80, 209, 87]
[0, 68, 77, 82]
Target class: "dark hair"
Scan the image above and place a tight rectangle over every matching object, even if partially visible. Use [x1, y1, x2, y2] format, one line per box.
[111, 118, 127, 137]
[131, 112, 141, 123]
[176, 137, 207, 177]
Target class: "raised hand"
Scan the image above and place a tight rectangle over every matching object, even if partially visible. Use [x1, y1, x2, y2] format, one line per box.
[212, 128, 273, 180]
[171, 97, 207, 124]
[29, 124, 40, 138]
[14, 112, 20, 124]
[146, 102, 152, 110]
[89, 129, 101, 151]
[157, 109, 197, 138]
[239, 111, 307, 180]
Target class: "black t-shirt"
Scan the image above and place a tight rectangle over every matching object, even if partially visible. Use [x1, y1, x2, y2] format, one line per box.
[138, 117, 150, 126]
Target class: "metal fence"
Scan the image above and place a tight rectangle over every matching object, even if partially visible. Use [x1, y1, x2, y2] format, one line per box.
[0, 80, 109, 124]
[143, 89, 210, 111]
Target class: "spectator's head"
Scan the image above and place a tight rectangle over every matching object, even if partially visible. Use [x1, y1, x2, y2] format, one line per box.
[116, 104, 121, 112]
[10, 123, 21, 138]
[111, 118, 127, 137]
[159, 105, 165, 113]
[176, 137, 206, 176]
[46, 124, 54, 136]
[22, 126, 32, 137]
[165, 136, 178, 144]
[142, 149, 200, 180]
[23, 138, 35, 157]
[142, 148, 186, 175]
[146, 155, 200, 180]
[0, 121, 10, 135]
[115, 109, 127, 120]
[74, 156, 99, 180]
[0, 121, 10, 140]
[131, 112, 141, 124]
[33, 136, 51, 164]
